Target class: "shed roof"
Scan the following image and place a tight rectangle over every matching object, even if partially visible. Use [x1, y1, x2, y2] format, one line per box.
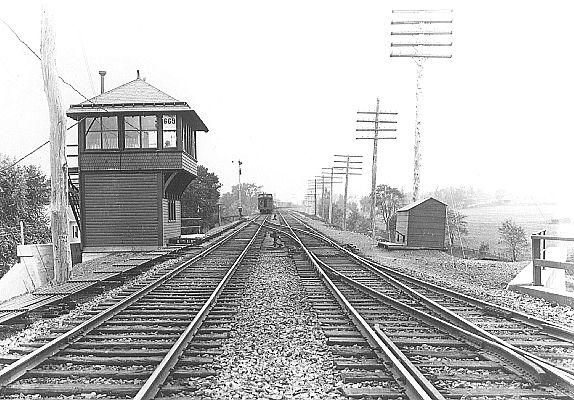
[396, 196, 447, 212]
[66, 78, 208, 131]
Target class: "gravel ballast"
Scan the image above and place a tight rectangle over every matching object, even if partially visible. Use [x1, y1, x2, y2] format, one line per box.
[207, 246, 344, 399]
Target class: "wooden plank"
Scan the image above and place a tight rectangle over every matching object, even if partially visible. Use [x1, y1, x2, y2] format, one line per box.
[342, 387, 403, 398]
[23, 368, 215, 379]
[341, 371, 392, 383]
[534, 259, 574, 272]
[531, 235, 574, 242]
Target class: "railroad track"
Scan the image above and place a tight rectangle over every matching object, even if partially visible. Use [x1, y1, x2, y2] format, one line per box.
[0, 217, 265, 399]
[272, 212, 574, 399]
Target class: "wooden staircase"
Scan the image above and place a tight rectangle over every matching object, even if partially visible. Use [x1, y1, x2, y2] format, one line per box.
[67, 143, 80, 232]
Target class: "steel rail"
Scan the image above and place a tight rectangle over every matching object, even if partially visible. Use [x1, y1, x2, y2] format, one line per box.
[286, 211, 574, 391]
[309, 253, 546, 383]
[0, 218, 257, 389]
[288, 210, 574, 340]
[134, 219, 265, 399]
[280, 215, 442, 400]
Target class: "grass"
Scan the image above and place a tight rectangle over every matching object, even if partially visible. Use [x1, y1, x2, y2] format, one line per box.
[455, 203, 574, 261]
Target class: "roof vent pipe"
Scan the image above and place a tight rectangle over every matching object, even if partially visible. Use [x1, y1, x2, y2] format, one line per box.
[98, 71, 106, 94]
[137, 69, 140, 79]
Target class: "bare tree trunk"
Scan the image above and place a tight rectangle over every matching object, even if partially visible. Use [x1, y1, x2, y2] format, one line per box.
[41, 8, 72, 284]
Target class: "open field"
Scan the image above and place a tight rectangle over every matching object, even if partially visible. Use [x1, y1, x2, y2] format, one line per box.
[458, 203, 574, 260]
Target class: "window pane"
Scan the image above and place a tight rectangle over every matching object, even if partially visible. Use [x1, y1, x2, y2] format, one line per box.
[142, 131, 157, 148]
[124, 116, 140, 131]
[85, 117, 101, 133]
[141, 115, 157, 130]
[86, 131, 101, 149]
[164, 131, 177, 148]
[102, 131, 118, 149]
[101, 116, 118, 130]
[125, 131, 140, 148]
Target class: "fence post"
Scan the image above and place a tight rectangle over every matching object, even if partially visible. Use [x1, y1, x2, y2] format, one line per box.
[532, 233, 542, 286]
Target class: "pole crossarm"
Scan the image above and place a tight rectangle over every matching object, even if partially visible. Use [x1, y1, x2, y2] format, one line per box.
[356, 137, 397, 140]
[391, 54, 452, 58]
[356, 128, 397, 132]
[391, 31, 452, 35]
[391, 20, 452, 24]
[357, 119, 398, 123]
[391, 42, 452, 47]
[357, 111, 398, 115]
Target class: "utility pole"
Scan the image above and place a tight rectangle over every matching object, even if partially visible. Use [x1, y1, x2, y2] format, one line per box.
[309, 178, 326, 219]
[391, 9, 453, 202]
[356, 98, 398, 239]
[233, 160, 243, 217]
[333, 155, 362, 231]
[321, 167, 342, 225]
[314, 175, 327, 221]
[307, 179, 318, 216]
[41, 8, 72, 285]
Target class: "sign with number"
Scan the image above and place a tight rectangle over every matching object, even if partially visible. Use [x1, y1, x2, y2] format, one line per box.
[163, 115, 176, 131]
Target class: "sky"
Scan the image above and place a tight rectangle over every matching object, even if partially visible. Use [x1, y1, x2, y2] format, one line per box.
[1, 1, 573, 213]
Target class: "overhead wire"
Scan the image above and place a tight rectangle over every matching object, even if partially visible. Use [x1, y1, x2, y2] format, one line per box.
[0, 17, 140, 172]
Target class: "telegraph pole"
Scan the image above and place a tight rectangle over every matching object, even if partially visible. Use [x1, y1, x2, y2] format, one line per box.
[307, 179, 319, 216]
[233, 160, 243, 217]
[41, 8, 72, 285]
[356, 98, 398, 239]
[314, 175, 328, 220]
[321, 167, 342, 225]
[391, 9, 452, 201]
[333, 155, 362, 230]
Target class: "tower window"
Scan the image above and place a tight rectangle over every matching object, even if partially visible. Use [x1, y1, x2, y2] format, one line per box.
[125, 116, 158, 149]
[163, 115, 177, 148]
[85, 117, 118, 149]
[168, 200, 176, 221]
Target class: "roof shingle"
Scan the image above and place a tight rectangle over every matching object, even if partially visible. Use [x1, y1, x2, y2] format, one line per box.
[78, 78, 180, 105]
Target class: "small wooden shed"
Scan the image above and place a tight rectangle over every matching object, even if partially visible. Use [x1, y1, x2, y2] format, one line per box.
[395, 197, 447, 249]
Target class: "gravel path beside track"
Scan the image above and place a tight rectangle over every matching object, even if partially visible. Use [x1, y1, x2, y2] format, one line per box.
[208, 245, 345, 400]
[301, 216, 574, 329]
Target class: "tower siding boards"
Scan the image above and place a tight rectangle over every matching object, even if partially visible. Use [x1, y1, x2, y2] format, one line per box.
[82, 172, 161, 250]
[79, 151, 197, 176]
[395, 197, 447, 248]
[162, 199, 181, 243]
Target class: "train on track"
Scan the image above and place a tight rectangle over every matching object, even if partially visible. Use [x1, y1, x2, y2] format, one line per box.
[257, 193, 274, 214]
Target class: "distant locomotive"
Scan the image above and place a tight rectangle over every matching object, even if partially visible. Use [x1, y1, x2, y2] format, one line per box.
[258, 193, 274, 214]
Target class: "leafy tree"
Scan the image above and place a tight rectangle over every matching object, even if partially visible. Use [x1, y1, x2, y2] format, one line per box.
[346, 202, 370, 233]
[359, 195, 371, 216]
[181, 165, 222, 231]
[478, 242, 490, 256]
[446, 209, 469, 246]
[0, 155, 51, 275]
[375, 184, 406, 240]
[220, 182, 262, 217]
[498, 219, 528, 261]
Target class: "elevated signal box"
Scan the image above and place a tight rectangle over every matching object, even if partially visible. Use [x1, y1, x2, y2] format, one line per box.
[66, 74, 208, 252]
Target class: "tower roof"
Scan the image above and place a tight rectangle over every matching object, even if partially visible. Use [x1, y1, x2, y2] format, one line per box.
[67, 77, 208, 131]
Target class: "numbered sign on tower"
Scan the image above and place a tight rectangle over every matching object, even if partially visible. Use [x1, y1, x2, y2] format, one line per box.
[163, 115, 176, 131]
